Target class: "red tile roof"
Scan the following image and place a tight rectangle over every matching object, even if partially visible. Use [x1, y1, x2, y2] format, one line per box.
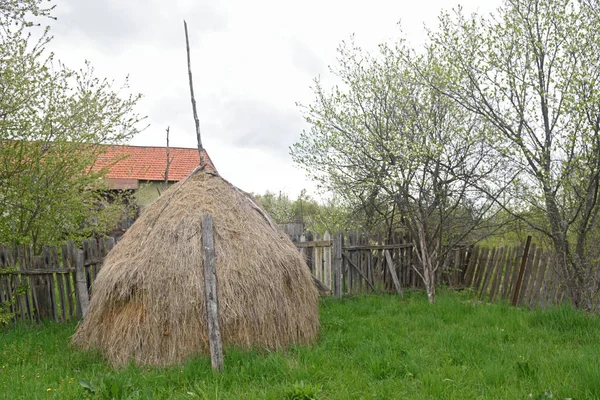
[91, 144, 215, 182]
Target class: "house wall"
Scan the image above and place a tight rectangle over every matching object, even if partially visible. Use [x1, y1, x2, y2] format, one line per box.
[135, 181, 174, 207]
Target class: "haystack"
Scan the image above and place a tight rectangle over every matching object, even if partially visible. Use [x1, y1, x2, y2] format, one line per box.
[72, 171, 320, 367]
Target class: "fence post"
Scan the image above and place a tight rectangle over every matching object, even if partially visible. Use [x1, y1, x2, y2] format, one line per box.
[202, 214, 224, 371]
[333, 233, 343, 298]
[74, 249, 90, 318]
[512, 235, 532, 306]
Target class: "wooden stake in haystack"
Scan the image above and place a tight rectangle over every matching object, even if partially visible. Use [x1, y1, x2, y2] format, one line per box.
[183, 20, 222, 371]
[184, 20, 206, 169]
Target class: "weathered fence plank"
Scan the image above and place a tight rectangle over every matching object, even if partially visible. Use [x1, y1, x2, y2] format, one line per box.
[385, 250, 402, 296]
[74, 249, 89, 319]
[333, 234, 342, 298]
[323, 231, 332, 289]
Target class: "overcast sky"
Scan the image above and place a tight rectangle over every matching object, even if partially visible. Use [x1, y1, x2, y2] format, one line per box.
[47, 0, 500, 199]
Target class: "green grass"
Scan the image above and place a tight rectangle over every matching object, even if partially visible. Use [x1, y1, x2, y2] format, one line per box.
[1, 290, 600, 399]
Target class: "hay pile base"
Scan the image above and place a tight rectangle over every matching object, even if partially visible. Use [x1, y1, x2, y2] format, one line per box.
[72, 171, 319, 367]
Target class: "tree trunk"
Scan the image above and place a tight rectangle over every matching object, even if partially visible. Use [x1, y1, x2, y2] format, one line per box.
[416, 220, 436, 303]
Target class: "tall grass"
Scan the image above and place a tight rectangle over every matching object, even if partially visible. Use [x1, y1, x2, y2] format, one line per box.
[1, 290, 599, 399]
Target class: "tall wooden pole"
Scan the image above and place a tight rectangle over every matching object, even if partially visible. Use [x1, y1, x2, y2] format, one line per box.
[183, 20, 205, 168]
[201, 214, 224, 371]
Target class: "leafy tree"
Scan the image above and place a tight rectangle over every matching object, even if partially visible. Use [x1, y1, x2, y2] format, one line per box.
[429, 0, 600, 308]
[292, 38, 506, 302]
[0, 1, 143, 249]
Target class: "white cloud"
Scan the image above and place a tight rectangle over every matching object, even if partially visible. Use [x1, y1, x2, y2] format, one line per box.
[46, 0, 501, 200]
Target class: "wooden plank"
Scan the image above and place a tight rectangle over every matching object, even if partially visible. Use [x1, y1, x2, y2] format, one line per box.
[512, 236, 532, 306]
[201, 214, 224, 371]
[529, 252, 549, 308]
[539, 262, 557, 308]
[522, 246, 541, 306]
[366, 234, 373, 290]
[463, 246, 479, 287]
[358, 232, 364, 293]
[17, 245, 33, 323]
[516, 243, 537, 306]
[106, 236, 116, 252]
[333, 233, 343, 298]
[385, 250, 403, 296]
[343, 244, 413, 251]
[0, 274, 7, 319]
[89, 238, 99, 281]
[314, 232, 322, 281]
[507, 245, 525, 301]
[347, 232, 355, 294]
[499, 247, 516, 300]
[452, 249, 461, 287]
[32, 255, 51, 320]
[61, 244, 75, 319]
[299, 234, 307, 269]
[43, 247, 59, 322]
[489, 247, 506, 301]
[0, 268, 75, 275]
[52, 247, 66, 322]
[473, 248, 489, 291]
[373, 248, 383, 291]
[323, 231, 332, 289]
[306, 232, 314, 275]
[29, 251, 42, 323]
[12, 274, 25, 323]
[67, 241, 82, 319]
[479, 247, 498, 299]
[74, 249, 90, 318]
[295, 240, 332, 248]
[342, 252, 376, 292]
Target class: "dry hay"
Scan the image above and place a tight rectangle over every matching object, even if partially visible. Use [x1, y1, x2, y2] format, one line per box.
[72, 171, 320, 367]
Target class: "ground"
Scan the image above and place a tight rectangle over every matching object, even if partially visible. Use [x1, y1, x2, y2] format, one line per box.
[1, 290, 599, 399]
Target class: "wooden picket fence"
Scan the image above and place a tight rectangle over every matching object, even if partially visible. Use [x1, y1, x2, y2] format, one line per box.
[0, 237, 113, 324]
[292, 230, 470, 297]
[291, 231, 593, 310]
[464, 238, 594, 308]
[1, 231, 595, 326]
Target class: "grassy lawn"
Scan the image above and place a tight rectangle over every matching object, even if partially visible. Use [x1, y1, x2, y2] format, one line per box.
[1, 290, 599, 399]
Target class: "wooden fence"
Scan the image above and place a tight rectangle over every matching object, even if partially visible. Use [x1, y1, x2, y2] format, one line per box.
[294, 231, 470, 297]
[0, 237, 113, 324]
[293, 232, 591, 310]
[1, 232, 594, 326]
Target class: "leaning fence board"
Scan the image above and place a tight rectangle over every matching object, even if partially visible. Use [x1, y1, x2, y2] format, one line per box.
[384, 250, 402, 296]
[520, 246, 540, 306]
[463, 246, 479, 287]
[489, 247, 506, 301]
[473, 248, 489, 291]
[529, 252, 549, 308]
[479, 247, 498, 299]
[342, 251, 376, 292]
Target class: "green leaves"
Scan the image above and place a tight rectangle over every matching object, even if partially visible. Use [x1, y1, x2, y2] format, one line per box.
[0, 1, 143, 248]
